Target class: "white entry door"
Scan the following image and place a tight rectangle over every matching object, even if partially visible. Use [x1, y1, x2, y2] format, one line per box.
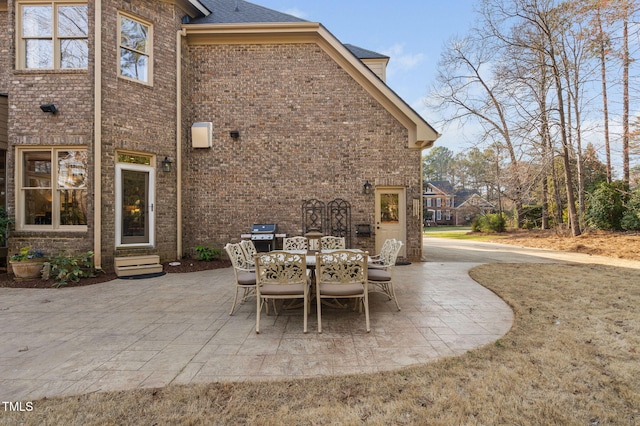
[116, 163, 155, 247]
[375, 187, 406, 257]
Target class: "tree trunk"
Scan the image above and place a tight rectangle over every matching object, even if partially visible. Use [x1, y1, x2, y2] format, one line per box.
[548, 42, 581, 237]
[622, 16, 630, 188]
[596, 8, 612, 183]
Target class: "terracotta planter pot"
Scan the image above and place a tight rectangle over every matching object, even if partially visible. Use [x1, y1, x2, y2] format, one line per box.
[10, 260, 45, 280]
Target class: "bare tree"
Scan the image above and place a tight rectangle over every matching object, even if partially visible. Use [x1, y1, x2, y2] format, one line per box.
[429, 32, 527, 226]
[481, 0, 582, 236]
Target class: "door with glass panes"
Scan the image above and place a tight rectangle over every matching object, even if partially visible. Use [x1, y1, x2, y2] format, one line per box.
[116, 159, 154, 247]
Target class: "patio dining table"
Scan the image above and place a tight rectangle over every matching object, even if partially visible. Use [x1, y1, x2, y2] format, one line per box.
[282, 249, 369, 267]
[276, 249, 369, 310]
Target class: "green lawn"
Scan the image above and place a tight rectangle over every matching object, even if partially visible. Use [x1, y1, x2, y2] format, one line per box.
[423, 226, 507, 241]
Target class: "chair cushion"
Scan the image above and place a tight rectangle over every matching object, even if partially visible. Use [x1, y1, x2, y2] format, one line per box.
[260, 283, 306, 296]
[318, 283, 364, 297]
[237, 272, 256, 285]
[368, 264, 385, 270]
[367, 269, 391, 281]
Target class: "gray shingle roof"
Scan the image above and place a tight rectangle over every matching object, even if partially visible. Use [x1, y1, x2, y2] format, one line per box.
[191, 0, 307, 24]
[344, 44, 389, 60]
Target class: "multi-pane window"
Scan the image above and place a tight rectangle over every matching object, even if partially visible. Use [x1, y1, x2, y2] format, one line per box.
[20, 148, 88, 229]
[118, 13, 152, 84]
[436, 198, 442, 207]
[19, 2, 88, 69]
[425, 198, 432, 207]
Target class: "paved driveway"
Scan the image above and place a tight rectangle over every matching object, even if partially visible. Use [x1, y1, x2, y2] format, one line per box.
[6, 237, 618, 401]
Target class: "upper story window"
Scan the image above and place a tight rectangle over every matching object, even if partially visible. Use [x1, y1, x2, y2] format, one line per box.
[18, 148, 88, 230]
[118, 12, 152, 84]
[18, 1, 88, 69]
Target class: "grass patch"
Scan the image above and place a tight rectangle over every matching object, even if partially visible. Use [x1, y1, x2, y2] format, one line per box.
[424, 229, 508, 241]
[4, 263, 640, 424]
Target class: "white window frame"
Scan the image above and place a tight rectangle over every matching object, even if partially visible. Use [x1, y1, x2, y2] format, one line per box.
[16, 147, 88, 231]
[115, 162, 155, 248]
[117, 11, 153, 85]
[16, 0, 88, 70]
[436, 198, 442, 207]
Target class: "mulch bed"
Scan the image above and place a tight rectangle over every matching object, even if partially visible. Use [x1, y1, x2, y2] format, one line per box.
[0, 257, 231, 289]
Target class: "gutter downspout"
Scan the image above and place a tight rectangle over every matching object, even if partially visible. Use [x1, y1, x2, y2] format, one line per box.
[93, 0, 102, 270]
[176, 28, 186, 259]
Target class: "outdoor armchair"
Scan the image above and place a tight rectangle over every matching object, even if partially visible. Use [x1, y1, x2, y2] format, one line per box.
[283, 236, 308, 251]
[367, 240, 403, 311]
[319, 236, 346, 251]
[224, 242, 257, 316]
[255, 251, 310, 334]
[315, 250, 369, 333]
[239, 239, 257, 267]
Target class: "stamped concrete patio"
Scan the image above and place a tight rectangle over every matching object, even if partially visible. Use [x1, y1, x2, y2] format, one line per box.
[0, 239, 514, 401]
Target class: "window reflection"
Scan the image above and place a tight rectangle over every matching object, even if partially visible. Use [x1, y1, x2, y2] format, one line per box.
[20, 3, 88, 69]
[119, 15, 150, 83]
[20, 149, 87, 227]
[380, 194, 399, 223]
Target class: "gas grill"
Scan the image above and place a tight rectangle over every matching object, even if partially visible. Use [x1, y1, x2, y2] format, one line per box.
[248, 223, 277, 252]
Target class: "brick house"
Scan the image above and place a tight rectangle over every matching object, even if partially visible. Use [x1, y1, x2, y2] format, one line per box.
[0, 0, 439, 273]
[423, 181, 494, 226]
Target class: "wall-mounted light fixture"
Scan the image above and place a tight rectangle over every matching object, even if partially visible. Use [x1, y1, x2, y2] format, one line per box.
[230, 130, 240, 140]
[161, 156, 173, 173]
[40, 103, 58, 114]
[363, 180, 373, 195]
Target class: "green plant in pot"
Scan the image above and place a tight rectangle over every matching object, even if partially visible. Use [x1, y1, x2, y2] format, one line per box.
[10, 247, 46, 280]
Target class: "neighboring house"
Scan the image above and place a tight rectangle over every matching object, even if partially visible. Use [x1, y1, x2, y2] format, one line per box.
[0, 0, 439, 272]
[423, 181, 494, 226]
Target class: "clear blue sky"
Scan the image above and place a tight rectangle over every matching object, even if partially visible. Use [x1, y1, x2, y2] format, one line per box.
[253, 0, 478, 153]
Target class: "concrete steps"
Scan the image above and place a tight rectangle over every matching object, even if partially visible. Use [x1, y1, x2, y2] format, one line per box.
[114, 255, 163, 278]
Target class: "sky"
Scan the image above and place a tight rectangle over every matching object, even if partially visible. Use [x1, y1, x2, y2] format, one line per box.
[251, 0, 479, 154]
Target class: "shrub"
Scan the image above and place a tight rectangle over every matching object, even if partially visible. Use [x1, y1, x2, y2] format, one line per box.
[48, 251, 95, 287]
[471, 213, 506, 233]
[621, 188, 640, 231]
[586, 181, 626, 230]
[194, 244, 221, 261]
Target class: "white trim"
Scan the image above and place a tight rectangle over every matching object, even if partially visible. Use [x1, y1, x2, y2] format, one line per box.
[115, 163, 155, 248]
[187, 0, 210, 16]
[15, 147, 88, 232]
[117, 11, 153, 86]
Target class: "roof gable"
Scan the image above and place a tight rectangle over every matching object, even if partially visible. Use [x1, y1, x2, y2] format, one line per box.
[344, 44, 389, 60]
[425, 181, 454, 195]
[183, 2, 440, 148]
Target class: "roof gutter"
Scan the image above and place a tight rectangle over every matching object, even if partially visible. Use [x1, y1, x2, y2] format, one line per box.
[93, 0, 102, 269]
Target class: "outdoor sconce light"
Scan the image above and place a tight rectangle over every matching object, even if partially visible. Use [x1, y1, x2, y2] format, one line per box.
[230, 130, 240, 139]
[363, 180, 373, 195]
[161, 156, 172, 173]
[40, 103, 58, 114]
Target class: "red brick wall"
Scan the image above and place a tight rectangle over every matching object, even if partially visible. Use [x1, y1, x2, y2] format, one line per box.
[6, 0, 95, 259]
[182, 43, 423, 260]
[99, 0, 182, 267]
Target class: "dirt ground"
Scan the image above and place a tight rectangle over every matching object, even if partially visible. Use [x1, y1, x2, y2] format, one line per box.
[0, 257, 231, 289]
[490, 229, 640, 261]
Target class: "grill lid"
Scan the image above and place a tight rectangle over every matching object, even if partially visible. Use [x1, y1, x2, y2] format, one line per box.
[251, 224, 277, 233]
